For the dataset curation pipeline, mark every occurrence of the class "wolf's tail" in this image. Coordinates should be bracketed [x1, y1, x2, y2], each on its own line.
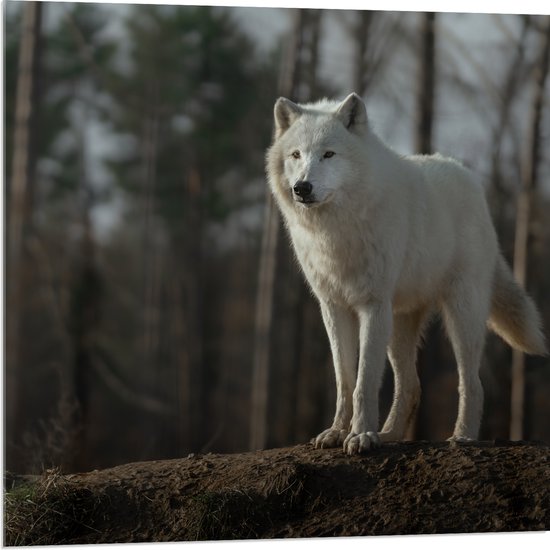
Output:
[487, 254, 547, 355]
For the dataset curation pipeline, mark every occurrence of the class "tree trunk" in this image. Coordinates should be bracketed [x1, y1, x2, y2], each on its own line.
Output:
[6, 1, 42, 465]
[510, 16, 550, 441]
[411, 12, 437, 440]
[184, 164, 205, 452]
[416, 12, 436, 155]
[274, 9, 323, 447]
[140, 87, 161, 365]
[249, 28, 294, 449]
[250, 194, 280, 450]
[71, 214, 101, 471]
[68, 106, 103, 472]
[490, 16, 530, 203]
[353, 11, 373, 95]
[250, 10, 322, 451]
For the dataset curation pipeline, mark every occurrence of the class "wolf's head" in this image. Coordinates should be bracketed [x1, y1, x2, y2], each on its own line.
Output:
[267, 93, 368, 210]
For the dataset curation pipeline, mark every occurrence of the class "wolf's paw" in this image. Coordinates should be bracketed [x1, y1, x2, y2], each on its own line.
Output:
[343, 431, 381, 455]
[312, 427, 348, 449]
[447, 435, 476, 446]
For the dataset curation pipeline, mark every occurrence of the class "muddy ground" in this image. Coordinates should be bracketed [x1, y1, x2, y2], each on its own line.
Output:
[4, 440, 549, 544]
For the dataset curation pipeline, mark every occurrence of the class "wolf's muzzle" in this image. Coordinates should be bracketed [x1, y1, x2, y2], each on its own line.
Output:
[293, 180, 313, 198]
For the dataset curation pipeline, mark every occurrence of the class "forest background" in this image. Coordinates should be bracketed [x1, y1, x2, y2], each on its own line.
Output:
[4, 0, 550, 474]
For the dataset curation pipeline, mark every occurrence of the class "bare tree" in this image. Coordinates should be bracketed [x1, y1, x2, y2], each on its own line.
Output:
[6, 1, 43, 455]
[353, 11, 374, 95]
[250, 10, 322, 451]
[410, 12, 438, 440]
[510, 16, 550, 440]
[417, 12, 436, 155]
[275, 10, 324, 446]
[68, 108, 102, 471]
[140, 83, 161, 365]
[184, 163, 205, 451]
[490, 16, 531, 201]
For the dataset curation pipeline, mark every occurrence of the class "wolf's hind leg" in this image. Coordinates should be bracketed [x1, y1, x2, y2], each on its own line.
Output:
[379, 309, 428, 442]
[313, 301, 358, 449]
[443, 281, 490, 441]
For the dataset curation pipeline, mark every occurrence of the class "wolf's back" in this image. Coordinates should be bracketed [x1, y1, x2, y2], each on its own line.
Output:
[488, 254, 547, 355]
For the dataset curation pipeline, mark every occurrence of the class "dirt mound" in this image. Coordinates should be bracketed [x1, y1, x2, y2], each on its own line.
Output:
[4, 441, 550, 544]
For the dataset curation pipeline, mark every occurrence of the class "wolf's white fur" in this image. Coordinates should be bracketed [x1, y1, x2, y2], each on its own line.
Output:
[266, 93, 547, 455]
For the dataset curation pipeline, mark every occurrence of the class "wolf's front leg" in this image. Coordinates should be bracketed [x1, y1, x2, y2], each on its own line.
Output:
[313, 301, 358, 449]
[344, 301, 392, 455]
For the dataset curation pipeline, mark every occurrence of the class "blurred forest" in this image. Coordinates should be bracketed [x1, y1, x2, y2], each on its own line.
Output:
[4, 2, 550, 474]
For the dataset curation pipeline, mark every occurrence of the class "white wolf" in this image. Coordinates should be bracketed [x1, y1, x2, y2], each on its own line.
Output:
[266, 92, 547, 455]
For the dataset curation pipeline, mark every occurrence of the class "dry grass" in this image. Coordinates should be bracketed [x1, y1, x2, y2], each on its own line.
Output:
[4, 468, 101, 546]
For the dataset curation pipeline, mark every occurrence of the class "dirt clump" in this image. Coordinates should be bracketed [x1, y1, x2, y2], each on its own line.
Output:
[4, 440, 549, 544]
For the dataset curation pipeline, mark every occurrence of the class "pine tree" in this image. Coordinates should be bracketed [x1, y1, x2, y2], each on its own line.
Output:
[105, 5, 276, 455]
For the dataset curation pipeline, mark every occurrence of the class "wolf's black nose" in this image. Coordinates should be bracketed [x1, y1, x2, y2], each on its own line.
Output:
[293, 181, 313, 197]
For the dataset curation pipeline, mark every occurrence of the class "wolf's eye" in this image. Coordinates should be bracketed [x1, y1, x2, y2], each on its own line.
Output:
[291, 150, 301, 159]
[323, 151, 335, 159]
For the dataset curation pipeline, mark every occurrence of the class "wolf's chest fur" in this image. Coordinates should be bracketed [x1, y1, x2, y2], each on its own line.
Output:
[288, 213, 379, 307]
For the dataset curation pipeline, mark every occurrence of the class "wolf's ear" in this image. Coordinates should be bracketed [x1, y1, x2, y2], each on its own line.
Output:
[335, 93, 367, 134]
[274, 97, 302, 138]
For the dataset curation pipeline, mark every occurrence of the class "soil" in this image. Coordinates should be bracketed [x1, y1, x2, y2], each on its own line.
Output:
[4, 440, 550, 544]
